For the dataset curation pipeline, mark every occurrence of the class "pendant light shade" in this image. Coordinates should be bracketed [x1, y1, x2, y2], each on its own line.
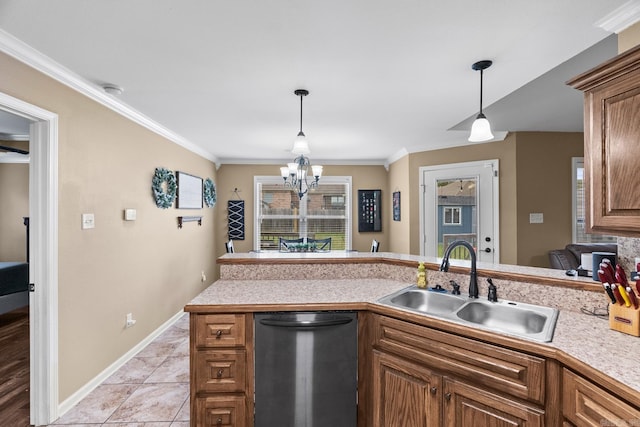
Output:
[468, 60, 494, 143]
[280, 89, 322, 199]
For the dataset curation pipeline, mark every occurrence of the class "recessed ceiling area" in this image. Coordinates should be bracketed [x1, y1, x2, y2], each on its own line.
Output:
[0, 1, 635, 164]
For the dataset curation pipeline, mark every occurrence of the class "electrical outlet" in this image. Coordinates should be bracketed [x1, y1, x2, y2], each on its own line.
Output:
[125, 313, 136, 328]
[124, 209, 137, 221]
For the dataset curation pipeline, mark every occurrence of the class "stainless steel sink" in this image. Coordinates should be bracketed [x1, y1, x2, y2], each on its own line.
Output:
[377, 286, 559, 342]
[456, 300, 557, 340]
[386, 289, 467, 315]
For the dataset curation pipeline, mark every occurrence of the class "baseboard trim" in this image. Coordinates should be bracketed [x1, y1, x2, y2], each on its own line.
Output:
[57, 310, 185, 418]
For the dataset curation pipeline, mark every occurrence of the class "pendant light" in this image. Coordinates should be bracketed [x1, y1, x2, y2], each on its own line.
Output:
[280, 89, 323, 199]
[468, 60, 494, 142]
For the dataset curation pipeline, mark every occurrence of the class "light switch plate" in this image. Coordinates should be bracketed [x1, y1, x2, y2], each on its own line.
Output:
[82, 213, 95, 229]
[529, 213, 544, 224]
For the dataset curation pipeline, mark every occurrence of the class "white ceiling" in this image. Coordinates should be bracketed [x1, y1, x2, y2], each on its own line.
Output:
[0, 0, 636, 165]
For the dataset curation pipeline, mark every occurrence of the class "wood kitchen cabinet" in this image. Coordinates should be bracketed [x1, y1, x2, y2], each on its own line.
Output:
[563, 368, 640, 426]
[568, 45, 640, 236]
[372, 350, 442, 426]
[372, 349, 544, 427]
[190, 313, 253, 427]
[370, 314, 547, 427]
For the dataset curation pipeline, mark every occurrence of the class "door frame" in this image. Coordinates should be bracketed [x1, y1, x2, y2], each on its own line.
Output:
[419, 159, 499, 262]
[0, 92, 59, 425]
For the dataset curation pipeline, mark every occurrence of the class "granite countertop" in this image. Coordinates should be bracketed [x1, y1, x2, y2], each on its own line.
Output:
[185, 278, 640, 396]
[218, 250, 599, 286]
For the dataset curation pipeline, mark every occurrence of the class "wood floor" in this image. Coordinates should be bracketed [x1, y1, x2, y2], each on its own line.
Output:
[0, 306, 30, 426]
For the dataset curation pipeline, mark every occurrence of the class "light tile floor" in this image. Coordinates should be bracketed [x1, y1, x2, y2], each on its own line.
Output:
[48, 314, 190, 427]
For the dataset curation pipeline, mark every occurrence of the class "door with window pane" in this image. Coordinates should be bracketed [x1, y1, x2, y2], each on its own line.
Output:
[255, 177, 351, 251]
[421, 160, 498, 263]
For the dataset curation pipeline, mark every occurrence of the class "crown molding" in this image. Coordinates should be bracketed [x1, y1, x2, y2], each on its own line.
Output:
[386, 147, 410, 166]
[596, 0, 640, 33]
[218, 157, 387, 166]
[0, 29, 218, 163]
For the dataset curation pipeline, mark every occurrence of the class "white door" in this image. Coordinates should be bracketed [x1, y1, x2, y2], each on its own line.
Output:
[420, 160, 499, 263]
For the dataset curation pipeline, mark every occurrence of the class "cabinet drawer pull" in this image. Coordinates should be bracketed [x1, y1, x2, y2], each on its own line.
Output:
[430, 386, 437, 395]
[445, 392, 451, 401]
[217, 369, 224, 378]
[217, 416, 223, 426]
[215, 329, 223, 338]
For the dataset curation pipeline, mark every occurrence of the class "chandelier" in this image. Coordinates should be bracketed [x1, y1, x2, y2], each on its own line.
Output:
[280, 89, 323, 199]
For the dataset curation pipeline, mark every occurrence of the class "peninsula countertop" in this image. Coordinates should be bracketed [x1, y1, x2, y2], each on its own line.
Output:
[185, 277, 640, 403]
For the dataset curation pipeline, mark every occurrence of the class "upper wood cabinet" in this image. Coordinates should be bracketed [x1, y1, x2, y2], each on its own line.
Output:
[568, 45, 640, 236]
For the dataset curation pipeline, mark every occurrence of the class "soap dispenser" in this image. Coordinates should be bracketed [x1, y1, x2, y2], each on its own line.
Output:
[417, 262, 428, 289]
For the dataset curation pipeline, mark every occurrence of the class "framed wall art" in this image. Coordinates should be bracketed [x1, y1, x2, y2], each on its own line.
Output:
[358, 189, 382, 232]
[176, 171, 203, 209]
[393, 191, 401, 221]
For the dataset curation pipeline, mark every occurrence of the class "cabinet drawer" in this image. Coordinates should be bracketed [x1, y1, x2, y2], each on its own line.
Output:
[372, 314, 546, 404]
[195, 314, 246, 348]
[194, 349, 247, 393]
[194, 395, 246, 427]
[562, 368, 640, 426]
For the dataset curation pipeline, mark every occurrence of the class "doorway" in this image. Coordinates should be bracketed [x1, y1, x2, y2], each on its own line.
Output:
[420, 160, 499, 263]
[0, 91, 59, 426]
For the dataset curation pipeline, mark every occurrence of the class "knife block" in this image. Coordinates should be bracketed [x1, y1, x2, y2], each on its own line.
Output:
[609, 303, 640, 337]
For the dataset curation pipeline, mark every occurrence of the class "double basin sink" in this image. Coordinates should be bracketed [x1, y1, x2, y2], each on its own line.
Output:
[378, 286, 559, 342]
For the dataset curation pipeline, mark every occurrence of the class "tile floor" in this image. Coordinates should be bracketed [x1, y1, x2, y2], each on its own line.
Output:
[48, 313, 190, 427]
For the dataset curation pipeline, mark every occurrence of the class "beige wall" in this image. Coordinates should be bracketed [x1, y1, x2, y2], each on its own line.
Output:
[514, 132, 584, 267]
[388, 132, 583, 267]
[216, 163, 388, 259]
[0, 51, 217, 401]
[619, 21, 640, 53]
[405, 137, 518, 264]
[0, 153, 29, 261]
[387, 155, 410, 253]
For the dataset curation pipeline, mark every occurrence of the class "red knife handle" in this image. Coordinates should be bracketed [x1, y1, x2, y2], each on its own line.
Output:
[626, 286, 639, 309]
[615, 264, 628, 286]
[602, 259, 615, 279]
[611, 285, 624, 305]
[600, 265, 615, 284]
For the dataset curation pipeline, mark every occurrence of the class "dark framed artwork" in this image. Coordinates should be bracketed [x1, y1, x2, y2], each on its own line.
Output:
[176, 171, 203, 209]
[393, 191, 401, 221]
[358, 189, 382, 232]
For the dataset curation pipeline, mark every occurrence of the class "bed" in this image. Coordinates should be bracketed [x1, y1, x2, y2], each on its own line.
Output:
[0, 262, 29, 315]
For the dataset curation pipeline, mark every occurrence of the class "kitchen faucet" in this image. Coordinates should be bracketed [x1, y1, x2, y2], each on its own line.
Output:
[439, 240, 478, 298]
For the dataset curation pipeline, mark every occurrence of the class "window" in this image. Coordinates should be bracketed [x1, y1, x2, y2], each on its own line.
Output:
[572, 158, 616, 244]
[254, 176, 351, 250]
[443, 206, 462, 225]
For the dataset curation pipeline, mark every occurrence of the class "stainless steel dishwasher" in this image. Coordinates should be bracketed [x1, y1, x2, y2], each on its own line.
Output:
[254, 311, 358, 427]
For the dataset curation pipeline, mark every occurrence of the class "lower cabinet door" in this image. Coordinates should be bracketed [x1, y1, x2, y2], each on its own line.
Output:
[194, 395, 246, 427]
[372, 350, 442, 427]
[563, 368, 640, 426]
[443, 378, 544, 427]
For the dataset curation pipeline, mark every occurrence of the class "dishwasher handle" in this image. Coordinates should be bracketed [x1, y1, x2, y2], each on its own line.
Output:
[259, 316, 353, 328]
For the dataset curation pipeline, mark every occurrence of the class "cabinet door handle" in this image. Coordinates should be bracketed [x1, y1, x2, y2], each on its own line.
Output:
[217, 369, 224, 378]
[445, 392, 451, 401]
[430, 386, 437, 395]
